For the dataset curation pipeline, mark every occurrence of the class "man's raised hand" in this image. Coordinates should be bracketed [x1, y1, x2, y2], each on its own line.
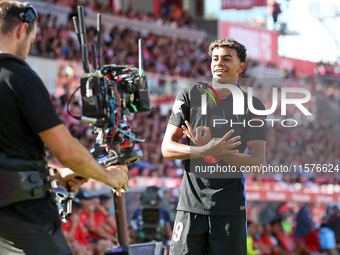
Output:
[182, 120, 211, 146]
[201, 129, 241, 157]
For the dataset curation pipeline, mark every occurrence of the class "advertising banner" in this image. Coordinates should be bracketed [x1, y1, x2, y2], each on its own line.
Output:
[221, 0, 267, 10]
[219, 21, 279, 64]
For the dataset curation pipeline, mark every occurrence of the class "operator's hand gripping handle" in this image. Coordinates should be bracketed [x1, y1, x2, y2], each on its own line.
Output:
[63, 176, 84, 222]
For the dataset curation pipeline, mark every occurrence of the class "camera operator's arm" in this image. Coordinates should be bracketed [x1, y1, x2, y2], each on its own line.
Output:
[161, 124, 240, 160]
[39, 124, 128, 195]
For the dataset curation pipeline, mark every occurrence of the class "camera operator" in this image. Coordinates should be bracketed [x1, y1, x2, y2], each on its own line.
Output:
[0, 1, 128, 254]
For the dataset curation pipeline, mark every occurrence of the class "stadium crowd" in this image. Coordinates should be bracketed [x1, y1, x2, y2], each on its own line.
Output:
[31, 16, 210, 79]
[315, 61, 340, 78]
[31, 1, 340, 81]
[60, 0, 195, 29]
[32, 11, 275, 81]
[246, 204, 340, 255]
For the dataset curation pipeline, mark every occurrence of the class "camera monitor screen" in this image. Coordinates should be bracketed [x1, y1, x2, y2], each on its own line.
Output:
[105, 242, 163, 255]
[129, 242, 163, 255]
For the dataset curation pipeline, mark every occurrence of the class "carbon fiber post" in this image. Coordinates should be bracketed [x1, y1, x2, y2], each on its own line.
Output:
[114, 191, 129, 246]
[111, 144, 129, 246]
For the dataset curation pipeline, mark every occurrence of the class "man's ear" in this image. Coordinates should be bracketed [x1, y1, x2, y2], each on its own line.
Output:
[238, 62, 246, 73]
[15, 23, 29, 40]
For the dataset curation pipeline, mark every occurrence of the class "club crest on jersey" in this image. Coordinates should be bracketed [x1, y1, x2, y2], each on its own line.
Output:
[210, 115, 224, 128]
[172, 100, 184, 114]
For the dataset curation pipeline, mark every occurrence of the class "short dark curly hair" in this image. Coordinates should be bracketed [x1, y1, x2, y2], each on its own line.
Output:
[208, 38, 247, 63]
[0, 0, 36, 35]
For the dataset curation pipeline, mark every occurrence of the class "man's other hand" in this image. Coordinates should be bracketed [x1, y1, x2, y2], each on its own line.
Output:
[57, 168, 89, 193]
[106, 165, 128, 196]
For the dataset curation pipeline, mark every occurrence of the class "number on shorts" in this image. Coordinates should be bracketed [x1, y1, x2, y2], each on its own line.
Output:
[173, 221, 184, 242]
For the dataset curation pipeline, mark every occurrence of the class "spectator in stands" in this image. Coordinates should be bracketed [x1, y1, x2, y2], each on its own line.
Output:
[260, 224, 280, 255]
[271, 219, 293, 254]
[62, 200, 94, 255]
[271, 219, 310, 255]
[78, 192, 116, 255]
[294, 205, 313, 246]
[318, 223, 338, 255]
[95, 194, 118, 244]
[247, 221, 261, 255]
[329, 206, 340, 222]
[325, 208, 340, 248]
[252, 223, 270, 255]
[272, 2, 281, 25]
[160, 0, 171, 19]
[305, 224, 321, 255]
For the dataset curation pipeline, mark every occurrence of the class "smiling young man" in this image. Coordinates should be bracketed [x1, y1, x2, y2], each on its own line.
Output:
[162, 38, 267, 254]
[0, 1, 128, 254]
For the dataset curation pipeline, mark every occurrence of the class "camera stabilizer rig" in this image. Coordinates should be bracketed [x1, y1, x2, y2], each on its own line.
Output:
[63, 5, 164, 255]
[69, 9, 150, 167]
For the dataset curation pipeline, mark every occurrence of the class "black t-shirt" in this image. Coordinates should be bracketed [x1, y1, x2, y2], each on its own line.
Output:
[0, 54, 61, 224]
[168, 83, 266, 216]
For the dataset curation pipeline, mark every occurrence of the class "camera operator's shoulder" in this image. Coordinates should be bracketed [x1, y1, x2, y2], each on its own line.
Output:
[0, 56, 45, 93]
[1, 56, 40, 81]
[0, 53, 27, 67]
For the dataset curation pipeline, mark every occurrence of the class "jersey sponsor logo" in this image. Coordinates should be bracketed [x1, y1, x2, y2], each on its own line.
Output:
[196, 82, 223, 107]
[172, 100, 184, 114]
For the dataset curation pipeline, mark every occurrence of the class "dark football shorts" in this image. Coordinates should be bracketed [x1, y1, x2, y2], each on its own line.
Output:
[169, 210, 246, 255]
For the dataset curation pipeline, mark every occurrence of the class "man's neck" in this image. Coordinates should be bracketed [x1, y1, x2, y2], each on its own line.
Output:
[0, 48, 10, 55]
[0, 35, 16, 55]
[211, 79, 238, 98]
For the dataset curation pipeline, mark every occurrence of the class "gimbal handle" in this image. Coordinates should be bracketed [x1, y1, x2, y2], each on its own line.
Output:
[110, 144, 129, 246]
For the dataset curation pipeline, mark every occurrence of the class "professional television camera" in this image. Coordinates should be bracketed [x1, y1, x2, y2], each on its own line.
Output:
[131, 186, 171, 243]
[67, 11, 150, 167]
[61, 6, 163, 255]
[61, 8, 150, 222]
